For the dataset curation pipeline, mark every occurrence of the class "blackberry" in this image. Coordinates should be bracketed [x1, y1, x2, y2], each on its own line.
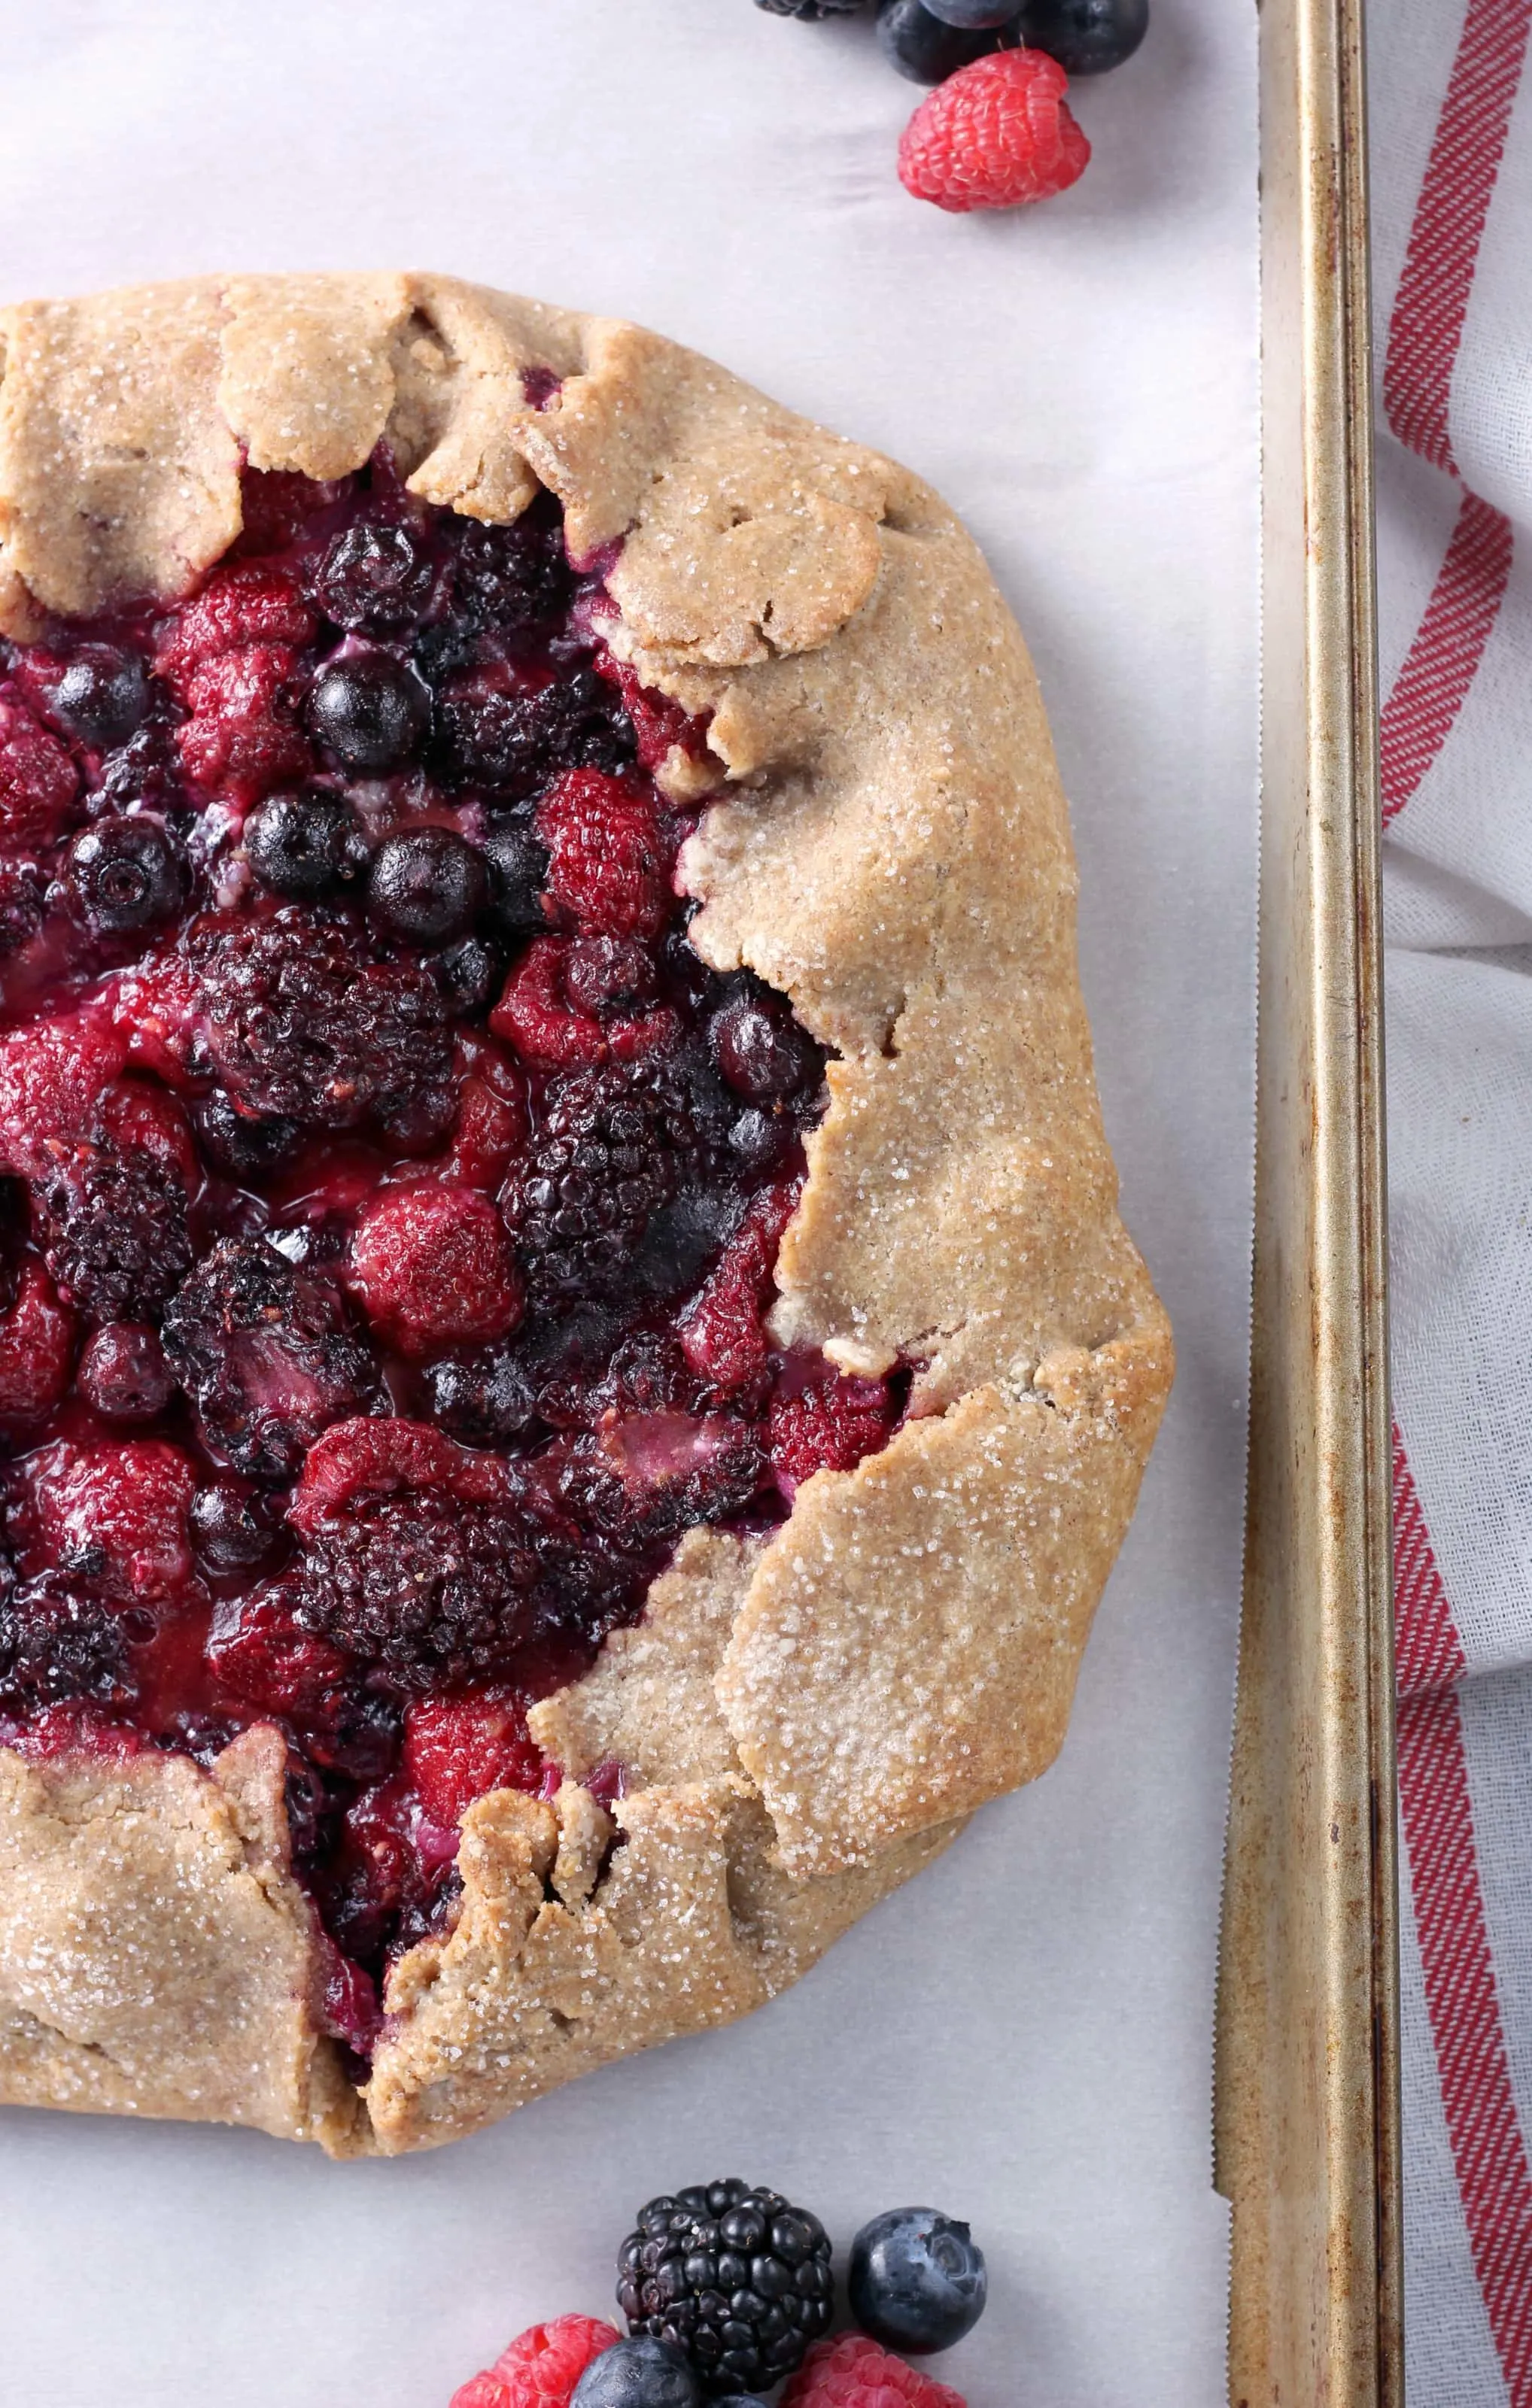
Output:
[617, 2182, 834, 2395]
[434, 666, 634, 798]
[452, 497, 573, 631]
[292, 1481, 550, 1688]
[162, 1237, 383, 1479]
[0, 1571, 133, 1710]
[420, 1344, 542, 1447]
[503, 1059, 705, 1304]
[312, 521, 435, 634]
[31, 1136, 193, 1322]
[193, 906, 454, 1137]
[0, 862, 44, 958]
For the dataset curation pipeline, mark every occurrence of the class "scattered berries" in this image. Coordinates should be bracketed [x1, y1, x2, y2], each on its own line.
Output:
[781, 2337, 966, 2408]
[572, 2339, 702, 2408]
[1016, 0, 1147, 71]
[618, 2182, 834, 2395]
[898, 47, 1089, 208]
[847, 2210, 987, 2355]
[451, 2316, 623, 2408]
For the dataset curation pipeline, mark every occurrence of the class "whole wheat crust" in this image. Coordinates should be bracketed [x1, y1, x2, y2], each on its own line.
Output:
[0, 275, 1172, 2154]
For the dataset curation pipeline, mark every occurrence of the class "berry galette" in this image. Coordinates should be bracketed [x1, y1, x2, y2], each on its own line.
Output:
[0, 276, 1171, 2154]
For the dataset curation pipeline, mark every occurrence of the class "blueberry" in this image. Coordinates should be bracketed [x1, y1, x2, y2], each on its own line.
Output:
[920, 0, 1017, 23]
[189, 1478, 285, 1573]
[1015, 0, 1147, 70]
[49, 645, 149, 748]
[848, 2209, 986, 2355]
[312, 521, 434, 633]
[433, 934, 504, 1016]
[67, 817, 184, 933]
[755, 0, 868, 14]
[308, 652, 429, 772]
[245, 786, 366, 898]
[570, 2337, 702, 2408]
[77, 1322, 175, 1423]
[876, 0, 1019, 78]
[192, 1090, 302, 1180]
[367, 827, 488, 943]
[709, 993, 817, 1102]
[482, 823, 549, 934]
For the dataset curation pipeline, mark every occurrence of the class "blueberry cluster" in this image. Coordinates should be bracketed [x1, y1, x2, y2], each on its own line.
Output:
[757, 0, 1147, 84]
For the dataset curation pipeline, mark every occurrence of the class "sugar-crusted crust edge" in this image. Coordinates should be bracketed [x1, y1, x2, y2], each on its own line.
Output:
[0, 274, 1171, 2154]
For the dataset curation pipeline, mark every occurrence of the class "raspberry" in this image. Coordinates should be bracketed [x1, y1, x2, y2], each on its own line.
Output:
[176, 642, 313, 800]
[782, 2338, 966, 2408]
[402, 1689, 543, 1825]
[454, 2315, 622, 2408]
[562, 1414, 765, 1546]
[348, 1185, 525, 1358]
[0, 1573, 133, 1712]
[162, 1237, 383, 1480]
[0, 694, 80, 849]
[77, 1321, 175, 1424]
[502, 1058, 700, 1304]
[491, 936, 680, 1072]
[153, 557, 317, 692]
[193, 907, 454, 1137]
[234, 468, 348, 558]
[594, 648, 710, 773]
[898, 49, 1090, 211]
[768, 1370, 896, 1495]
[536, 770, 673, 938]
[439, 1070, 527, 1192]
[433, 663, 634, 799]
[0, 1265, 76, 1432]
[94, 1075, 201, 1190]
[205, 1581, 356, 1720]
[0, 1013, 129, 1177]
[679, 1183, 800, 1394]
[288, 1414, 506, 1523]
[30, 1134, 193, 1322]
[27, 1438, 198, 1604]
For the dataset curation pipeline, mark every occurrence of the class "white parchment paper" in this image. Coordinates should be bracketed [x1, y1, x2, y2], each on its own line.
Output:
[0, 5, 1258, 2401]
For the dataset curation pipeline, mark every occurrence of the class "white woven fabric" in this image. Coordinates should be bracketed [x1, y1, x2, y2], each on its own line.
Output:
[1370, 0, 1532, 2397]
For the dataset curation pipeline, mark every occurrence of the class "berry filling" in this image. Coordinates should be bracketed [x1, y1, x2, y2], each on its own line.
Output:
[0, 457, 905, 2049]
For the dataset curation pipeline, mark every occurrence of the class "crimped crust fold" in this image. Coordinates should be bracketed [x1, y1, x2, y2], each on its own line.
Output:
[0, 273, 1172, 2151]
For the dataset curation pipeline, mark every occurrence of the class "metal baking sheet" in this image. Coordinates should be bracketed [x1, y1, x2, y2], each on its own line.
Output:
[0, 6, 1262, 2403]
[1214, 0, 1402, 2397]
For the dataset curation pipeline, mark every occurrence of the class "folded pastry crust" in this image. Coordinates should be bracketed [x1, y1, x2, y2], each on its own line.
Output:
[0, 275, 1172, 2152]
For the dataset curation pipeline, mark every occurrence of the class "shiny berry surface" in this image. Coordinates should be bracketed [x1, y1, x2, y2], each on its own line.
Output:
[0, 457, 907, 2033]
[847, 2208, 987, 2354]
[1017, 0, 1147, 71]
